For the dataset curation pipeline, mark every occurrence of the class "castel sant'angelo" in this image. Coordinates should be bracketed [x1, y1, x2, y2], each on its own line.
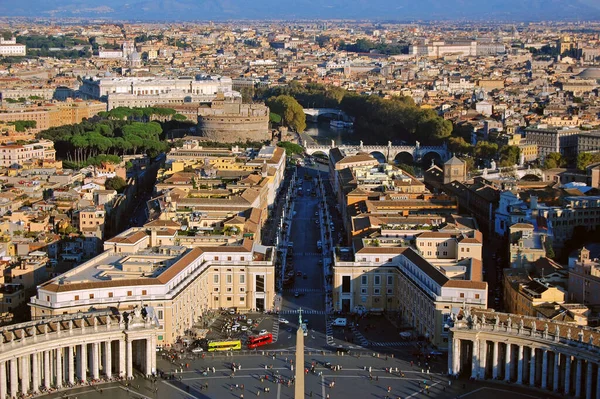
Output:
[197, 94, 270, 142]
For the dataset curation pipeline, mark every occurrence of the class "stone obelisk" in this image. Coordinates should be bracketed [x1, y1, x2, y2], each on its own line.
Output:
[294, 308, 305, 398]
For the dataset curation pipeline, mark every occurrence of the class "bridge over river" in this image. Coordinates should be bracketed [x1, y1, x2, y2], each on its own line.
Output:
[303, 140, 450, 164]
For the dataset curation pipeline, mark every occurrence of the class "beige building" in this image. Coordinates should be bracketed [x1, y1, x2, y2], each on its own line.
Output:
[333, 239, 487, 347]
[0, 140, 55, 168]
[415, 230, 483, 263]
[504, 268, 566, 317]
[29, 227, 275, 345]
[0, 100, 107, 133]
[509, 223, 549, 270]
[568, 247, 600, 306]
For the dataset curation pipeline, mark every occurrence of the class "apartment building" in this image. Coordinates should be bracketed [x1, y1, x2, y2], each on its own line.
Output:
[0, 100, 107, 132]
[0, 140, 55, 167]
[503, 268, 566, 317]
[29, 227, 275, 345]
[415, 229, 483, 263]
[496, 191, 600, 249]
[333, 239, 487, 348]
[508, 222, 549, 270]
[524, 126, 579, 160]
[568, 247, 600, 306]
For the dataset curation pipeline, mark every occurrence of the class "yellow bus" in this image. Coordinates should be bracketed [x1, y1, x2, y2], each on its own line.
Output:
[207, 339, 242, 352]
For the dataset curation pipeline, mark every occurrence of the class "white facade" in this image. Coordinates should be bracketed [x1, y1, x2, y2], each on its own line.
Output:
[98, 50, 124, 59]
[79, 76, 234, 109]
[0, 37, 26, 56]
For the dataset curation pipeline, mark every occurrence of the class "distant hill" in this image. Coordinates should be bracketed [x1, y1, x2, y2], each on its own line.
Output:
[2, 0, 600, 21]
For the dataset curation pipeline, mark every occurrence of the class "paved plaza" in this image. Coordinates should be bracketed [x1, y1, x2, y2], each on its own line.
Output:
[39, 352, 562, 399]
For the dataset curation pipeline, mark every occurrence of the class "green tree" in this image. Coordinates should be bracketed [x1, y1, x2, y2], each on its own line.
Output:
[266, 95, 306, 132]
[499, 145, 521, 167]
[447, 136, 473, 155]
[474, 141, 498, 159]
[277, 141, 304, 156]
[104, 176, 127, 193]
[543, 152, 565, 169]
[576, 152, 600, 171]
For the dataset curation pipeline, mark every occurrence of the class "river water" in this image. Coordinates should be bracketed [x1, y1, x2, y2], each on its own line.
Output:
[303, 122, 360, 146]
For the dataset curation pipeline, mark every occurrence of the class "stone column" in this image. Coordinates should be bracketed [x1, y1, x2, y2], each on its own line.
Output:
[453, 338, 460, 375]
[10, 358, 18, 398]
[78, 343, 87, 382]
[126, 339, 133, 379]
[576, 358, 583, 398]
[529, 348, 536, 386]
[20, 355, 30, 393]
[56, 347, 63, 388]
[517, 345, 524, 384]
[492, 341, 499, 379]
[448, 338, 454, 375]
[119, 340, 126, 377]
[471, 339, 480, 379]
[145, 338, 153, 376]
[505, 343, 512, 382]
[32, 352, 39, 392]
[541, 349, 548, 389]
[553, 352, 560, 392]
[585, 361, 592, 399]
[565, 355, 572, 395]
[91, 342, 99, 379]
[105, 340, 112, 378]
[0, 361, 6, 399]
[67, 346, 75, 385]
[151, 335, 157, 375]
[43, 350, 51, 388]
[479, 339, 487, 380]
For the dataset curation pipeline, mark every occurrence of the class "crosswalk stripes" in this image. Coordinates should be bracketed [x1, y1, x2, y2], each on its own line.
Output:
[271, 319, 280, 343]
[283, 288, 324, 293]
[350, 324, 370, 347]
[369, 341, 413, 347]
[325, 320, 334, 345]
[279, 309, 327, 315]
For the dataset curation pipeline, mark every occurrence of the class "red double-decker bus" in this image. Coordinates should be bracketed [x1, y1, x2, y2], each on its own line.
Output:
[247, 333, 273, 349]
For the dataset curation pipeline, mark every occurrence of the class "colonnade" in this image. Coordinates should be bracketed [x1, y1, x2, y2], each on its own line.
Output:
[0, 309, 158, 399]
[450, 309, 600, 399]
[450, 337, 600, 398]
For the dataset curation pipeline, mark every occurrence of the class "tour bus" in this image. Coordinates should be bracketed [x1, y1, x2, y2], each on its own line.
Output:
[207, 339, 242, 352]
[247, 333, 273, 349]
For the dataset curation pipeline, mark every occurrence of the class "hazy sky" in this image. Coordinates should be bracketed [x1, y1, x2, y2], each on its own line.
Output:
[1, 0, 600, 21]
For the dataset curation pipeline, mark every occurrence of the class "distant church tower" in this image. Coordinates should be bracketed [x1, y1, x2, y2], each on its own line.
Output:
[122, 41, 135, 59]
[443, 156, 467, 184]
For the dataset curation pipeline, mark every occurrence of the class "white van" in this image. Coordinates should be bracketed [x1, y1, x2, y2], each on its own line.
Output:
[332, 318, 347, 327]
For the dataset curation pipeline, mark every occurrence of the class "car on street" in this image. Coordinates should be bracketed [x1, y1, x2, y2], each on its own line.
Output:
[294, 291, 300, 298]
[303, 273, 307, 279]
[429, 351, 443, 356]
[297, 271, 302, 277]
[259, 329, 268, 335]
[279, 318, 289, 324]
[191, 347, 204, 353]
